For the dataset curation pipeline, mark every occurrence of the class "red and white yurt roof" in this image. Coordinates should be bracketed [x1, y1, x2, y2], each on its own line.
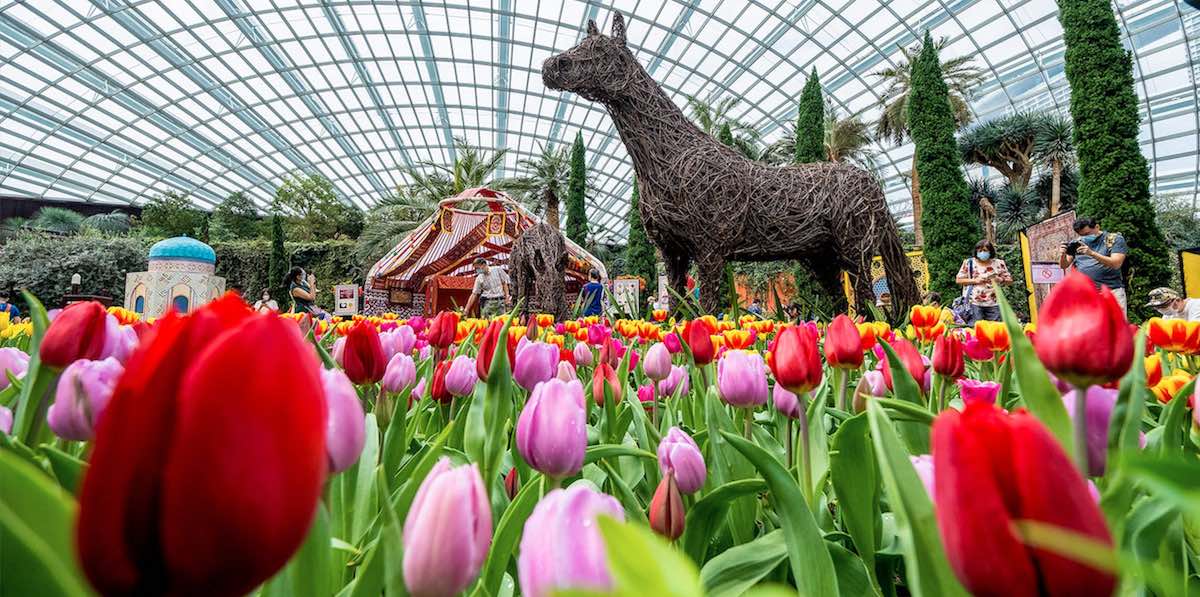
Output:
[367, 187, 607, 292]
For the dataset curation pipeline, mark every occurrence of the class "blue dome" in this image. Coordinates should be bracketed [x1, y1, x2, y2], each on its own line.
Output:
[148, 236, 216, 264]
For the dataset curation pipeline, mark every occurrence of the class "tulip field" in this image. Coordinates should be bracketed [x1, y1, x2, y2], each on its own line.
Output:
[3, 270, 1200, 597]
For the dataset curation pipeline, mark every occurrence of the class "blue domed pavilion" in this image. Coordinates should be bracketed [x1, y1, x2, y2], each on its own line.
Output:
[124, 236, 225, 316]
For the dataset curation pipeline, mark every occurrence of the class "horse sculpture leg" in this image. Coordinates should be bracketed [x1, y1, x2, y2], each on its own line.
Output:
[696, 252, 727, 315]
[664, 251, 691, 310]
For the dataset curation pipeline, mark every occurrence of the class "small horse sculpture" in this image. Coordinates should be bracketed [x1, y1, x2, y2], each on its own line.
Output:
[543, 14, 920, 315]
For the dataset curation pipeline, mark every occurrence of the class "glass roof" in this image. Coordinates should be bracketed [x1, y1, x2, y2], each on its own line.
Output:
[0, 0, 1196, 243]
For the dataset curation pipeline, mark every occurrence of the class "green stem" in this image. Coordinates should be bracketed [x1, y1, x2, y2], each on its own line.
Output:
[785, 416, 794, 470]
[834, 368, 849, 411]
[743, 407, 753, 440]
[1072, 384, 1090, 475]
[799, 391, 813, 508]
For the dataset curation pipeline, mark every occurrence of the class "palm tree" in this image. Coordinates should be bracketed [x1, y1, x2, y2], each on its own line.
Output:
[994, 182, 1044, 244]
[873, 38, 984, 245]
[501, 143, 571, 225]
[355, 186, 440, 265]
[824, 106, 877, 171]
[82, 211, 132, 234]
[30, 207, 85, 235]
[686, 96, 762, 159]
[1032, 114, 1074, 216]
[404, 136, 510, 203]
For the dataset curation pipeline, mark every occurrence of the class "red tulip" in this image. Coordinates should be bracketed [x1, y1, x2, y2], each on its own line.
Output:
[428, 311, 460, 349]
[880, 339, 926, 394]
[40, 301, 109, 368]
[476, 320, 504, 381]
[343, 321, 386, 385]
[770, 325, 823, 394]
[504, 467, 521, 500]
[823, 315, 863, 369]
[932, 402, 1114, 597]
[648, 473, 685, 540]
[591, 362, 621, 406]
[684, 319, 716, 365]
[77, 296, 327, 597]
[431, 359, 452, 403]
[932, 334, 965, 379]
[1034, 271, 1132, 388]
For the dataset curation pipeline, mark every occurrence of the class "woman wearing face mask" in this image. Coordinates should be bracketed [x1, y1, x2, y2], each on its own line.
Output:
[253, 289, 279, 313]
[285, 266, 318, 315]
[955, 240, 1013, 322]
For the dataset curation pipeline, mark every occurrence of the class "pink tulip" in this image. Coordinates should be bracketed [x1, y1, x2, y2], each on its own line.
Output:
[321, 369, 366, 473]
[772, 383, 802, 419]
[910, 454, 935, 500]
[962, 334, 993, 362]
[957, 378, 1001, 405]
[1062, 386, 1146, 477]
[0, 347, 30, 390]
[717, 350, 768, 408]
[46, 357, 123, 440]
[556, 360, 578, 382]
[658, 365, 690, 398]
[410, 378, 427, 405]
[408, 315, 428, 335]
[663, 333, 682, 354]
[444, 355, 477, 397]
[587, 324, 610, 346]
[515, 379, 586, 479]
[514, 341, 559, 392]
[642, 343, 671, 381]
[658, 427, 706, 494]
[104, 321, 139, 364]
[573, 343, 594, 367]
[332, 336, 346, 366]
[518, 486, 624, 597]
[403, 457, 492, 597]
[637, 383, 654, 406]
[383, 353, 417, 394]
[0, 405, 12, 435]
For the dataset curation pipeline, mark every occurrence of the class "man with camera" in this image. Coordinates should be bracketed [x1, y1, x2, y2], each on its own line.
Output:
[1059, 217, 1128, 314]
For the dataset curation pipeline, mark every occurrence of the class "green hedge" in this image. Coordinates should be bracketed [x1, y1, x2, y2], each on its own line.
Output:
[0, 233, 366, 311]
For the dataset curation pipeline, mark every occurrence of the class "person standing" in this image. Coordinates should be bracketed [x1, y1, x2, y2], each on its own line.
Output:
[956, 240, 1013, 322]
[286, 267, 318, 315]
[581, 269, 604, 317]
[0, 291, 20, 320]
[746, 297, 764, 316]
[254, 289, 279, 313]
[465, 258, 511, 318]
[1145, 287, 1200, 321]
[1059, 217, 1128, 314]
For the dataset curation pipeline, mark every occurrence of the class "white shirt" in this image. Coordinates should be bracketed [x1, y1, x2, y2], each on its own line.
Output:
[1164, 298, 1200, 322]
[473, 267, 510, 299]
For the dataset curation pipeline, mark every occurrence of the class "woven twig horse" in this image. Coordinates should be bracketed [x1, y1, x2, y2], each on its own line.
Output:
[543, 14, 920, 315]
[509, 188, 570, 320]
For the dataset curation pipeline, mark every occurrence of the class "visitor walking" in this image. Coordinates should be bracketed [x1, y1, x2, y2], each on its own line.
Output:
[286, 267, 319, 316]
[747, 297, 764, 316]
[956, 240, 1013, 323]
[1059, 217, 1128, 314]
[0, 291, 20, 320]
[254, 289, 279, 313]
[582, 269, 604, 317]
[465, 258, 511, 318]
[1145, 287, 1200, 321]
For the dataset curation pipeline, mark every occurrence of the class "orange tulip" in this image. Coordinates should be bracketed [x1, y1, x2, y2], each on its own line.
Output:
[723, 329, 755, 350]
[915, 321, 947, 343]
[1152, 372, 1193, 403]
[651, 309, 668, 322]
[536, 313, 555, 328]
[1147, 318, 1200, 354]
[1144, 354, 1163, 388]
[910, 305, 941, 330]
[974, 320, 1010, 353]
[563, 320, 580, 334]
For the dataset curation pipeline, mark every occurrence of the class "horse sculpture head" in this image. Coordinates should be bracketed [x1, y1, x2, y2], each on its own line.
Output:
[543, 13, 638, 102]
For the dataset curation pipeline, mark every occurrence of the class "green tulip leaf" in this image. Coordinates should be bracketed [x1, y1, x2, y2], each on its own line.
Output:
[681, 478, 767, 564]
[830, 413, 881, 592]
[593, 515, 704, 597]
[40, 445, 86, 497]
[699, 529, 787, 597]
[479, 474, 544, 596]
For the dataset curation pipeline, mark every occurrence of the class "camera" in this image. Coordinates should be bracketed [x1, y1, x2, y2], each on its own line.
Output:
[1065, 240, 1083, 256]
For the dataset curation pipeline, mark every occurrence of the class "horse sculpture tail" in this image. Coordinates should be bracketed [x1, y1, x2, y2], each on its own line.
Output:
[878, 209, 921, 319]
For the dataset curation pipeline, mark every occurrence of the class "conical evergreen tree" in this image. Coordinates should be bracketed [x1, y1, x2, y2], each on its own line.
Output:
[625, 178, 657, 290]
[909, 32, 979, 299]
[565, 132, 590, 245]
[268, 214, 288, 306]
[793, 70, 826, 163]
[1060, 0, 1170, 318]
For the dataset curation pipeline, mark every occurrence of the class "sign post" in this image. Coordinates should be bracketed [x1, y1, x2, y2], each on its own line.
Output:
[1021, 210, 1076, 323]
[333, 284, 360, 316]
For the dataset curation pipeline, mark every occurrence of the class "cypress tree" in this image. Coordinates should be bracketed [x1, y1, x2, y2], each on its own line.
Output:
[793, 69, 826, 163]
[625, 178, 657, 289]
[909, 32, 979, 299]
[565, 132, 590, 245]
[1060, 0, 1170, 318]
[268, 214, 288, 305]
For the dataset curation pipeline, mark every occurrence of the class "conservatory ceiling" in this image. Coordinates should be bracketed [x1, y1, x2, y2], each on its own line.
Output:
[0, 0, 1196, 242]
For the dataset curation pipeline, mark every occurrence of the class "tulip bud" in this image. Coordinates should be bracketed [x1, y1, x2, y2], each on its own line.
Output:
[591, 362, 622, 406]
[573, 342, 594, 367]
[956, 378, 1001, 405]
[649, 473, 685, 540]
[637, 383, 654, 407]
[772, 383, 802, 420]
[932, 334, 965, 379]
[1034, 271, 1132, 388]
[476, 320, 504, 381]
[332, 336, 346, 366]
[642, 343, 672, 381]
[657, 427, 706, 494]
[684, 319, 716, 365]
[383, 353, 417, 394]
[663, 332, 682, 354]
[320, 369, 366, 473]
[587, 323, 610, 347]
[504, 467, 520, 499]
[769, 325, 822, 394]
[556, 360, 578, 381]
[879, 339, 927, 394]
[431, 360, 452, 403]
[514, 341, 559, 392]
[403, 458, 492, 597]
[518, 486, 625, 597]
[657, 365, 690, 398]
[824, 315, 863, 369]
[343, 322, 387, 385]
[410, 378, 428, 406]
[427, 311, 460, 349]
[393, 325, 417, 356]
[46, 357, 123, 441]
[0, 347, 30, 390]
[717, 350, 769, 408]
[444, 355, 477, 397]
[516, 379, 587, 479]
[1062, 386, 1145, 477]
[853, 370, 887, 412]
[40, 301, 109, 368]
[0, 405, 11, 435]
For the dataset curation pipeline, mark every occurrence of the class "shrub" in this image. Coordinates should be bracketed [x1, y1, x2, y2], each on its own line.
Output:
[0, 233, 151, 311]
[210, 192, 262, 241]
[141, 191, 208, 239]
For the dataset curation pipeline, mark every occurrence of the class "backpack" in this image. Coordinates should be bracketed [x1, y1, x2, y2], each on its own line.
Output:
[951, 259, 975, 325]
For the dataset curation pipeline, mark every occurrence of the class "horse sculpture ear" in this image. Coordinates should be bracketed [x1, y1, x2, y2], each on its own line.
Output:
[587, 19, 600, 36]
[612, 13, 626, 44]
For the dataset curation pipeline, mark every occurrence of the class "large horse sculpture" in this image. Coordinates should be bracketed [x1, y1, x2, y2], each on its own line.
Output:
[543, 14, 920, 315]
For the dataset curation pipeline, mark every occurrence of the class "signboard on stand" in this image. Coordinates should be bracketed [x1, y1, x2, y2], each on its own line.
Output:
[657, 274, 669, 309]
[1021, 210, 1075, 323]
[612, 278, 640, 317]
[334, 284, 360, 316]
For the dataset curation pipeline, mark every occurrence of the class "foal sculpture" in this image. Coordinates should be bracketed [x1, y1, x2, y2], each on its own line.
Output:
[543, 14, 920, 315]
[509, 188, 569, 320]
